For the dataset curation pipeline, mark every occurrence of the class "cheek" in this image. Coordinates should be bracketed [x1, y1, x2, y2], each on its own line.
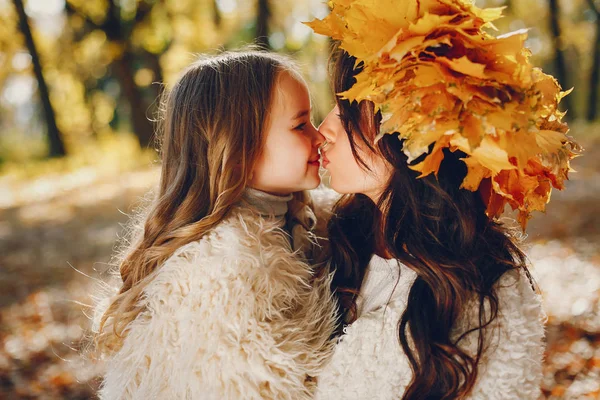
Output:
[260, 132, 312, 178]
[327, 136, 364, 192]
[327, 136, 386, 195]
[329, 155, 370, 194]
[276, 134, 311, 166]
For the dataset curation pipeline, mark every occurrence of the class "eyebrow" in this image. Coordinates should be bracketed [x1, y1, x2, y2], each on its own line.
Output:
[293, 109, 310, 120]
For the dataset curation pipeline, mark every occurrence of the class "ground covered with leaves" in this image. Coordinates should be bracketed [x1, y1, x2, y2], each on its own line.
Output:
[0, 137, 598, 399]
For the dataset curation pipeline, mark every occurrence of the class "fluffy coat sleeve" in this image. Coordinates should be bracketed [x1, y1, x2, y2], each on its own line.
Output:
[459, 268, 547, 399]
[98, 218, 337, 400]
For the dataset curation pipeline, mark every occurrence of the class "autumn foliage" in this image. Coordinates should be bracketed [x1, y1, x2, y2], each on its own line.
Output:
[307, 0, 582, 228]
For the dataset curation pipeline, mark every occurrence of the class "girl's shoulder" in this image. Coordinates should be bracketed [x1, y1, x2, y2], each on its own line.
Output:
[455, 267, 546, 369]
[492, 267, 545, 324]
[457, 267, 544, 328]
[458, 269, 546, 398]
[172, 204, 291, 258]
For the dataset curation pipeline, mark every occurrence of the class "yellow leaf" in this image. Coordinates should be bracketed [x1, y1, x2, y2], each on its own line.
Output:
[471, 136, 515, 173]
[403, 124, 448, 162]
[408, 13, 455, 36]
[362, 0, 420, 29]
[500, 129, 540, 168]
[338, 72, 377, 102]
[409, 134, 453, 177]
[474, 6, 506, 23]
[535, 130, 567, 154]
[461, 157, 491, 191]
[387, 35, 426, 62]
[460, 112, 485, 151]
[411, 65, 445, 87]
[439, 56, 488, 79]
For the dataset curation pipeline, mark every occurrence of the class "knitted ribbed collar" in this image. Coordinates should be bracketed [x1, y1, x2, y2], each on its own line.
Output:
[242, 187, 292, 219]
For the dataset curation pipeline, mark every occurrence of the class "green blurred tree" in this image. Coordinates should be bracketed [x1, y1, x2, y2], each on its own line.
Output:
[65, 0, 157, 148]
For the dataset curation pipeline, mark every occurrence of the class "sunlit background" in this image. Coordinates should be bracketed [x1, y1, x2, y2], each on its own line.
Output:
[0, 0, 599, 398]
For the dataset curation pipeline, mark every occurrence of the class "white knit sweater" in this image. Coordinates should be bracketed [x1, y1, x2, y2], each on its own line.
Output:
[315, 255, 547, 400]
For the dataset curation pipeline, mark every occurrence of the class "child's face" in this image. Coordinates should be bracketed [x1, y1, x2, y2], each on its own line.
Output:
[250, 72, 324, 195]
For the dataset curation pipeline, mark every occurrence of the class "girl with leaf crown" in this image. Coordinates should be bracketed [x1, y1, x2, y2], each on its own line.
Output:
[307, 0, 580, 399]
[92, 50, 338, 399]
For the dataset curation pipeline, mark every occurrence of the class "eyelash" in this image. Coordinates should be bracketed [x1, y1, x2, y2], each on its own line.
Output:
[293, 123, 307, 131]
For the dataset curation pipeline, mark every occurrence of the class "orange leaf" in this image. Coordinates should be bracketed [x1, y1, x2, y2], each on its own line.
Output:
[461, 157, 491, 191]
[409, 134, 453, 177]
[471, 137, 515, 174]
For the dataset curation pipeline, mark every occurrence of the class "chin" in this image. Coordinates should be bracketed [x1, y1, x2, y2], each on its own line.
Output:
[303, 175, 321, 190]
[329, 179, 352, 195]
[306, 179, 321, 190]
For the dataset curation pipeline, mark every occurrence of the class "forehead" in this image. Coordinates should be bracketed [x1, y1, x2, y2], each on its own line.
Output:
[272, 71, 310, 110]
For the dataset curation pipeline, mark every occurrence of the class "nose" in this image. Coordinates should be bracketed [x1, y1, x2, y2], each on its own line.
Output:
[317, 107, 339, 144]
[307, 121, 325, 148]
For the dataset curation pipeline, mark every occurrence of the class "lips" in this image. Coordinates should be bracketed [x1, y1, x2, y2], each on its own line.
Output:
[308, 157, 320, 167]
[321, 152, 330, 168]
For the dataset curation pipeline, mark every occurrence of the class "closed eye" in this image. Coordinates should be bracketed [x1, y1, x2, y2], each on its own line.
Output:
[293, 122, 307, 131]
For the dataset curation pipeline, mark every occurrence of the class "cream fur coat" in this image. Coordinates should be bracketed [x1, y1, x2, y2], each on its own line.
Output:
[309, 189, 546, 399]
[315, 255, 546, 400]
[97, 191, 338, 400]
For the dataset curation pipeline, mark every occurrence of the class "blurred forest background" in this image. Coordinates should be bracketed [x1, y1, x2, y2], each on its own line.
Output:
[0, 0, 599, 398]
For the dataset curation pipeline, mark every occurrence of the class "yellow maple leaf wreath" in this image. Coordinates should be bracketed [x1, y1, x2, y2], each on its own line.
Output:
[307, 0, 582, 228]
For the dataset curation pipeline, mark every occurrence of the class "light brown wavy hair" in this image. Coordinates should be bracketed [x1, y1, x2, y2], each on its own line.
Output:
[94, 50, 309, 353]
[327, 44, 537, 399]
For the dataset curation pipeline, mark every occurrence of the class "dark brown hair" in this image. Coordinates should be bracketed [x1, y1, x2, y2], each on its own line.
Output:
[327, 45, 536, 399]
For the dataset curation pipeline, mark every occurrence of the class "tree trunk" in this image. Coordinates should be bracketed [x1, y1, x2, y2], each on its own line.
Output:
[587, 0, 600, 121]
[13, 0, 66, 157]
[548, 0, 574, 117]
[114, 52, 154, 148]
[144, 50, 165, 99]
[103, 0, 154, 148]
[213, 0, 222, 28]
[256, 0, 271, 49]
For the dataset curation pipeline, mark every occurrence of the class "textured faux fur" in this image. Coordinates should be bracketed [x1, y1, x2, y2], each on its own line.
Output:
[315, 262, 547, 399]
[98, 199, 338, 400]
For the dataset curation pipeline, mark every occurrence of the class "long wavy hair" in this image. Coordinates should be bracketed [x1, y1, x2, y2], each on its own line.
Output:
[327, 46, 536, 399]
[94, 50, 309, 353]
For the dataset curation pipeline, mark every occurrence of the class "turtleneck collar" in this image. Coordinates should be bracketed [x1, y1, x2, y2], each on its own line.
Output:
[242, 187, 293, 219]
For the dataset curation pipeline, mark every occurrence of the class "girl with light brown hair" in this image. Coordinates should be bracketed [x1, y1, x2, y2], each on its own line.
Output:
[92, 50, 337, 400]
